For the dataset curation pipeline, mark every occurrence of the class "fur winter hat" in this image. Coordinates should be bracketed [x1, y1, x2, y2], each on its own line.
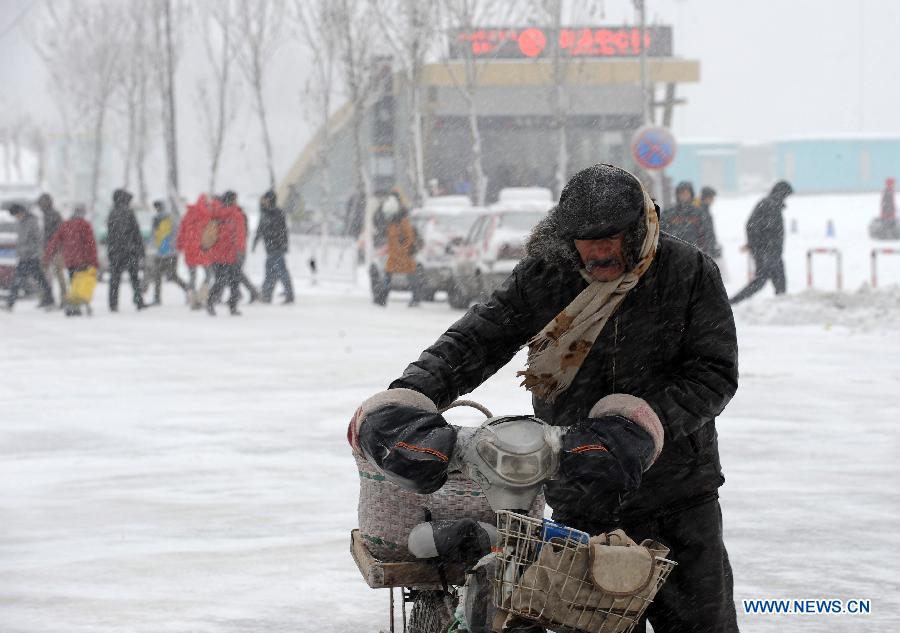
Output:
[526, 164, 655, 272]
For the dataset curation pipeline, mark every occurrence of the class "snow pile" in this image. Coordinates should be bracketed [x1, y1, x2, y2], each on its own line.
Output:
[732, 284, 900, 331]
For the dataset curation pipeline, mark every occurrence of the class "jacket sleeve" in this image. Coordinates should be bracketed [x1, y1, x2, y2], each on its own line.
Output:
[253, 217, 264, 251]
[43, 225, 63, 265]
[389, 259, 540, 408]
[635, 254, 738, 440]
[130, 215, 145, 256]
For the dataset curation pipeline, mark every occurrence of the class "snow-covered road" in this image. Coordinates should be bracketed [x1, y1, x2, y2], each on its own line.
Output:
[2, 283, 898, 632]
[3, 188, 900, 631]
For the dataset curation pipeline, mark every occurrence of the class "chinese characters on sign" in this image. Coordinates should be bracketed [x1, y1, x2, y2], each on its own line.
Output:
[450, 26, 673, 60]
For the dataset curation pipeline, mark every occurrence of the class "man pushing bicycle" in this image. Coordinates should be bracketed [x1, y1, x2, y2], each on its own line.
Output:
[350, 164, 740, 633]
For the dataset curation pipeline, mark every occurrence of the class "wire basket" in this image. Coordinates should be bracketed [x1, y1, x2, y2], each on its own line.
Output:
[493, 511, 675, 633]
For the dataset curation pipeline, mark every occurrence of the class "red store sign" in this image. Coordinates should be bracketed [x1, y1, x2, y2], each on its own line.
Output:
[450, 26, 673, 60]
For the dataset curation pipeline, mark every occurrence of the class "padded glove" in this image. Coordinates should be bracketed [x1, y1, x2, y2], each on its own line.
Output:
[552, 394, 664, 516]
[348, 388, 455, 494]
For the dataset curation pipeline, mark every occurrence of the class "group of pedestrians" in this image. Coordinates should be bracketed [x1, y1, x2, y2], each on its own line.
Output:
[3, 188, 295, 317]
[659, 179, 795, 304]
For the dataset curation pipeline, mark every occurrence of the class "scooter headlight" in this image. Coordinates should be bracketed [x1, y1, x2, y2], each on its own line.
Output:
[474, 417, 555, 485]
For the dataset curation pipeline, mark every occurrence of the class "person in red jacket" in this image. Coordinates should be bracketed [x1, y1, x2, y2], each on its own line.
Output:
[177, 196, 214, 299]
[205, 197, 245, 316]
[43, 205, 99, 316]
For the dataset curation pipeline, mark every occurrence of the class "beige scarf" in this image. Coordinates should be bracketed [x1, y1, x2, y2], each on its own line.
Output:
[518, 188, 660, 402]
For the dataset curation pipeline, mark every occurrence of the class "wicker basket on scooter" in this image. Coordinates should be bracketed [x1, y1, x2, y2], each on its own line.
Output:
[493, 511, 676, 633]
[354, 452, 544, 561]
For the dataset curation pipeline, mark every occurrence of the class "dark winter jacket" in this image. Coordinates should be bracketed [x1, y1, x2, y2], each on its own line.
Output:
[253, 207, 289, 254]
[42, 208, 63, 245]
[106, 205, 145, 266]
[661, 202, 720, 257]
[390, 233, 738, 525]
[746, 194, 786, 262]
[15, 213, 44, 261]
[44, 217, 99, 270]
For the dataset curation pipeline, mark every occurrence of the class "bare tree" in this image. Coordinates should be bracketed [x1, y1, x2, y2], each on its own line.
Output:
[531, 0, 603, 197]
[294, 0, 341, 242]
[33, 0, 124, 211]
[236, 0, 286, 190]
[196, 0, 240, 194]
[0, 124, 10, 183]
[372, 0, 440, 205]
[24, 124, 47, 187]
[151, 0, 183, 210]
[331, 0, 380, 266]
[440, 0, 521, 206]
[116, 0, 158, 208]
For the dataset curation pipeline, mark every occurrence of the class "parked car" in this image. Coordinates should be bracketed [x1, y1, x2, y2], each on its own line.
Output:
[0, 216, 17, 291]
[447, 190, 553, 309]
[368, 196, 482, 302]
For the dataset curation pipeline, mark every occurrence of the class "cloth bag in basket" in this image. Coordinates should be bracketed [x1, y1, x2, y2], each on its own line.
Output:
[508, 529, 670, 633]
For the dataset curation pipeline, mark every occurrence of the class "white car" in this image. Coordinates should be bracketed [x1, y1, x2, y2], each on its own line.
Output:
[369, 196, 482, 302]
[447, 189, 553, 309]
[0, 217, 17, 292]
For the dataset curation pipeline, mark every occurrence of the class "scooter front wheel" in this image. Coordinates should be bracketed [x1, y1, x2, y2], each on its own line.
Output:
[407, 589, 457, 633]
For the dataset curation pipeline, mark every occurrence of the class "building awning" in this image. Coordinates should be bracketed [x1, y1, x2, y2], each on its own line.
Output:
[421, 58, 700, 88]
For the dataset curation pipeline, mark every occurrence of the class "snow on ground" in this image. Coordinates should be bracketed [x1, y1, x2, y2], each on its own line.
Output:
[1, 192, 899, 632]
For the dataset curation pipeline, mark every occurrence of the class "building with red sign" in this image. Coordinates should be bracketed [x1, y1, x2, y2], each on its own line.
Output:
[278, 25, 699, 226]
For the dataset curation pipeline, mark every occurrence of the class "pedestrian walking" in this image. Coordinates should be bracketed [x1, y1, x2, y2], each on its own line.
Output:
[373, 192, 421, 307]
[106, 189, 147, 312]
[36, 193, 67, 304]
[148, 200, 188, 305]
[43, 205, 99, 316]
[4, 204, 54, 311]
[253, 190, 295, 304]
[178, 196, 214, 308]
[205, 198, 245, 316]
[220, 191, 260, 304]
[729, 181, 793, 304]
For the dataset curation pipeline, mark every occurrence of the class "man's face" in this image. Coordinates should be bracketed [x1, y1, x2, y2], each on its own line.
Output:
[702, 194, 716, 206]
[37, 195, 51, 212]
[574, 233, 627, 282]
[677, 189, 693, 205]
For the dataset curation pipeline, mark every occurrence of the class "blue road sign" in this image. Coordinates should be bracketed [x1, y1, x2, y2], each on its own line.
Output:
[631, 126, 677, 170]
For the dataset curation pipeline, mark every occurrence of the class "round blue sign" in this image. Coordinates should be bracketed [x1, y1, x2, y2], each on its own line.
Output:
[631, 126, 677, 170]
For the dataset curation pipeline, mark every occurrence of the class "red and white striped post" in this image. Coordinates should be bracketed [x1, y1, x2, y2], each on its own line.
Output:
[806, 248, 843, 291]
[871, 247, 899, 288]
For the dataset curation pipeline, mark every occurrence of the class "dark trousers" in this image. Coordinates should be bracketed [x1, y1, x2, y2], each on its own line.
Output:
[207, 263, 240, 309]
[109, 260, 144, 310]
[151, 255, 188, 303]
[624, 498, 739, 633]
[7, 258, 53, 307]
[730, 255, 785, 304]
[375, 269, 423, 306]
[261, 252, 294, 302]
[237, 253, 258, 299]
[188, 266, 211, 291]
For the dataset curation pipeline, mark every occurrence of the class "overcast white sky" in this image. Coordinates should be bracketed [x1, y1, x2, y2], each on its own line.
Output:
[1, 0, 898, 199]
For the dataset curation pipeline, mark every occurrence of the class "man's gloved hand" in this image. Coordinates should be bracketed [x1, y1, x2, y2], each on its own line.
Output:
[555, 394, 664, 510]
[347, 388, 455, 494]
